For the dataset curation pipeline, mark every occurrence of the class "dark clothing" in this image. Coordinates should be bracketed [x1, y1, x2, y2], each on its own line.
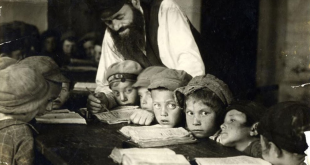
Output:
[0, 119, 37, 165]
[243, 139, 262, 158]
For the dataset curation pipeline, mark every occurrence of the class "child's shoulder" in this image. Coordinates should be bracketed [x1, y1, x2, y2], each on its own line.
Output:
[0, 119, 34, 137]
[244, 139, 262, 158]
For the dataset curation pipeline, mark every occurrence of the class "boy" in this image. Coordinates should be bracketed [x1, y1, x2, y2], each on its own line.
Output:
[174, 74, 233, 138]
[0, 64, 62, 165]
[148, 69, 192, 128]
[258, 101, 310, 165]
[130, 66, 167, 125]
[218, 100, 267, 158]
[89, 60, 143, 113]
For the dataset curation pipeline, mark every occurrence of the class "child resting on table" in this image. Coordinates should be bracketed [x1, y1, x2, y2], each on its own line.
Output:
[258, 101, 310, 165]
[217, 100, 267, 158]
[130, 66, 167, 125]
[174, 74, 233, 138]
[148, 68, 192, 128]
[0, 63, 63, 165]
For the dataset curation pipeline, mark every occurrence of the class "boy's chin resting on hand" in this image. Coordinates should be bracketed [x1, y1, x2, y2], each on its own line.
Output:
[130, 109, 155, 125]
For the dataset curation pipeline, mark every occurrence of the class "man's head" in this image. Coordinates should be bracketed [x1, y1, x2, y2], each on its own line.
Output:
[89, 0, 145, 58]
[219, 100, 266, 151]
[174, 74, 233, 138]
[148, 69, 192, 128]
[106, 60, 143, 105]
[258, 101, 310, 165]
[132, 66, 167, 110]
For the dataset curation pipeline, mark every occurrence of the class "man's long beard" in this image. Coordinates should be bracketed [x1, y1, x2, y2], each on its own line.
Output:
[109, 6, 146, 59]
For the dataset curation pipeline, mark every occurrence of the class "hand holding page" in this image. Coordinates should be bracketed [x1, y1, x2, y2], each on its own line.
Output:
[94, 106, 139, 124]
[195, 156, 271, 165]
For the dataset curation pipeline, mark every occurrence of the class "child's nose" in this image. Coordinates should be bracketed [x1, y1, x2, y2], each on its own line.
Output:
[141, 96, 147, 104]
[120, 93, 128, 102]
[193, 115, 201, 125]
[160, 106, 168, 116]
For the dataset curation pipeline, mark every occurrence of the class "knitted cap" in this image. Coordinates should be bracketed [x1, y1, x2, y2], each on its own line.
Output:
[18, 56, 69, 83]
[0, 64, 50, 114]
[257, 101, 310, 154]
[148, 69, 192, 91]
[0, 57, 16, 70]
[87, 0, 126, 19]
[106, 60, 143, 84]
[132, 66, 167, 88]
[175, 74, 233, 106]
[226, 100, 266, 124]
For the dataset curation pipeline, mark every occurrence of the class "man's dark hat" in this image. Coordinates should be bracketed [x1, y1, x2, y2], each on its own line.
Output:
[87, 0, 126, 19]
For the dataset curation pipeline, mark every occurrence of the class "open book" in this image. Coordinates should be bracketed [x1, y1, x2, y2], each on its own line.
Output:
[35, 109, 87, 124]
[109, 148, 190, 165]
[195, 156, 271, 165]
[73, 82, 97, 91]
[94, 106, 139, 124]
[119, 126, 197, 147]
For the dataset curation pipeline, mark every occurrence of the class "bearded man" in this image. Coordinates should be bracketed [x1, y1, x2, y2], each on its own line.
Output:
[87, 0, 205, 125]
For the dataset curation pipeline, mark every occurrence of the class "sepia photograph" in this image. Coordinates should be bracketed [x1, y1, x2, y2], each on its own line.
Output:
[0, 0, 309, 164]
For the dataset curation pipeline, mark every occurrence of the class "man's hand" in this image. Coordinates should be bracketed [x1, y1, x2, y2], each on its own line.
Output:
[130, 109, 155, 125]
[87, 92, 109, 114]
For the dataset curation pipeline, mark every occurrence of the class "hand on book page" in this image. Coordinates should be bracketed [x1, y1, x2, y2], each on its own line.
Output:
[195, 156, 271, 165]
[122, 153, 190, 165]
[109, 147, 176, 164]
[94, 106, 139, 124]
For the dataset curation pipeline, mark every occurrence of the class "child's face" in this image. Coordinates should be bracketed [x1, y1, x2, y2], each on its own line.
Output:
[151, 89, 183, 128]
[111, 81, 138, 105]
[138, 87, 153, 110]
[52, 83, 70, 109]
[185, 97, 217, 138]
[219, 110, 252, 147]
[38, 81, 62, 115]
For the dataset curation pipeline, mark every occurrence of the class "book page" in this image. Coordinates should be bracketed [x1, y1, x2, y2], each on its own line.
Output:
[109, 147, 176, 164]
[94, 106, 139, 124]
[122, 154, 190, 165]
[35, 112, 86, 124]
[195, 156, 271, 165]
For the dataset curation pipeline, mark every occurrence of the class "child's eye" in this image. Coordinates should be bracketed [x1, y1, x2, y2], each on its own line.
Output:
[230, 119, 235, 122]
[113, 91, 120, 97]
[153, 103, 160, 109]
[167, 103, 176, 109]
[201, 111, 209, 116]
[186, 111, 194, 116]
[126, 88, 132, 94]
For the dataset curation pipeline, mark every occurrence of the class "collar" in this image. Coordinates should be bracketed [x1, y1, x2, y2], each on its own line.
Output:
[0, 119, 39, 134]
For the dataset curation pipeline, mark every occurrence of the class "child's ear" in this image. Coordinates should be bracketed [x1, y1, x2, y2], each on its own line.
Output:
[250, 122, 259, 136]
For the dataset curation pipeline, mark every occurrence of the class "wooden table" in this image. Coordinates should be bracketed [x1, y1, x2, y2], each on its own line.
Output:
[34, 121, 243, 165]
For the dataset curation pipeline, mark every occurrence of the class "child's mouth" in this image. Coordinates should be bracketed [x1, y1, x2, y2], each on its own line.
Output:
[160, 120, 169, 124]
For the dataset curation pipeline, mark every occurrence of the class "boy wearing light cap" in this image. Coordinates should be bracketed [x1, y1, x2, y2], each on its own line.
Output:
[148, 69, 192, 128]
[89, 60, 143, 113]
[218, 100, 266, 158]
[0, 64, 62, 165]
[130, 66, 167, 125]
[18, 56, 70, 114]
[258, 101, 310, 165]
[175, 74, 233, 138]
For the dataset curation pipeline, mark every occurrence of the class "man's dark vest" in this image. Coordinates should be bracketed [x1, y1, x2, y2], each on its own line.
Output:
[131, 0, 204, 68]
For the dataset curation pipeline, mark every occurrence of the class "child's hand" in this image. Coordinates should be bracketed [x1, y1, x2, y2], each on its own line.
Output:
[87, 92, 109, 114]
[130, 109, 155, 125]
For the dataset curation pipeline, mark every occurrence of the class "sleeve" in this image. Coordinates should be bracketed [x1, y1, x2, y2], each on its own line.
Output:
[157, 0, 205, 77]
[14, 134, 34, 165]
[95, 30, 121, 108]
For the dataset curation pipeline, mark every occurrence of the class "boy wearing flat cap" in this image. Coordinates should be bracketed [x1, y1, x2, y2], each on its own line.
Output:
[258, 101, 310, 165]
[130, 66, 167, 125]
[87, 0, 206, 113]
[18, 56, 70, 113]
[218, 100, 267, 158]
[175, 74, 233, 138]
[148, 68, 192, 128]
[0, 64, 62, 165]
[89, 60, 143, 113]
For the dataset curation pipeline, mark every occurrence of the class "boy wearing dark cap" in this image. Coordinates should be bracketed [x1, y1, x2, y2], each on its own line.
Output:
[258, 101, 310, 165]
[175, 74, 233, 138]
[148, 68, 192, 128]
[218, 100, 267, 158]
[0, 64, 62, 165]
[130, 66, 167, 125]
